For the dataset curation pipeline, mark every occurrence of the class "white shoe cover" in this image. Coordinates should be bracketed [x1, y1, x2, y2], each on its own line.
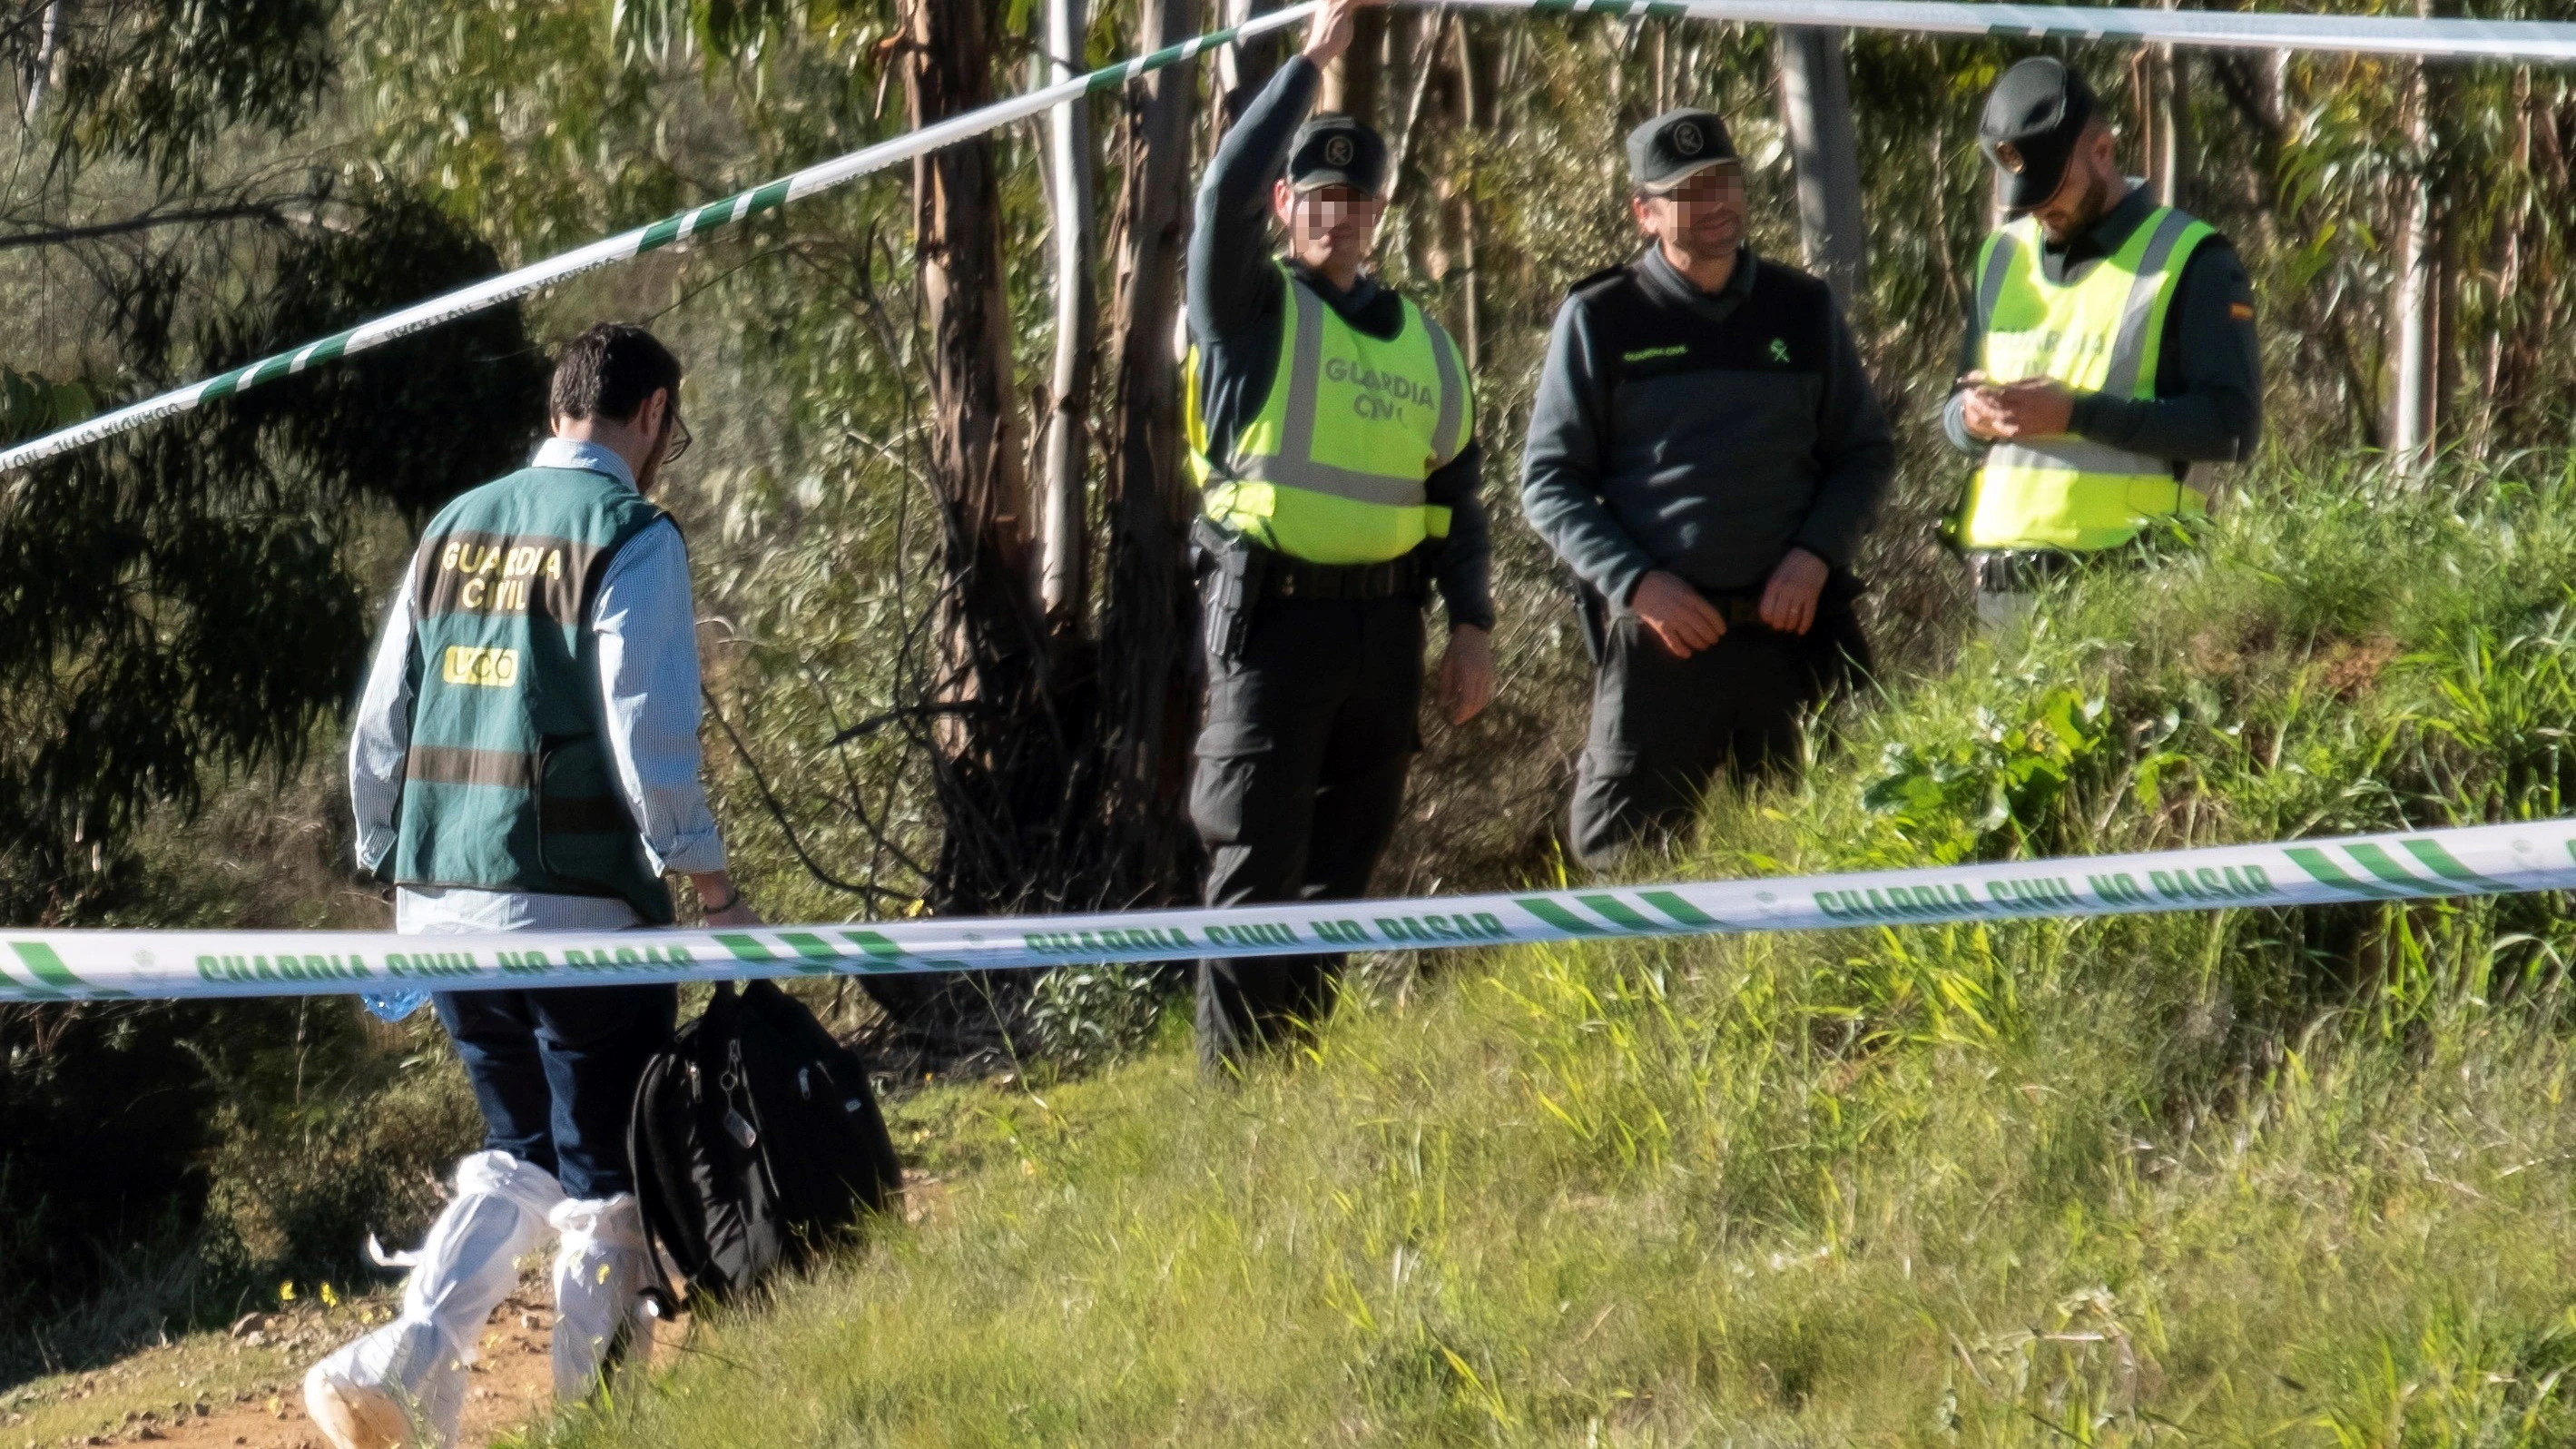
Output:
[548, 1194, 651, 1402]
[304, 1152, 565, 1449]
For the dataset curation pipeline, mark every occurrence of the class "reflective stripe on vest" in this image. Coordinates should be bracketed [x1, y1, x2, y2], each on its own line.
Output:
[1957, 204, 2216, 553]
[1188, 267, 1470, 565]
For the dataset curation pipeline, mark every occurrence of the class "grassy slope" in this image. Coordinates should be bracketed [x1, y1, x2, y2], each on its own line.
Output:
[530, 462, 2576, 1447]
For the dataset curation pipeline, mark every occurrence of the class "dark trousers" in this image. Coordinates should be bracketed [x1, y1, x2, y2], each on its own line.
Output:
[1190, 593, 1424, 1069]
[434, 984, 677, 1199]
[1570, 606, 1871, 870]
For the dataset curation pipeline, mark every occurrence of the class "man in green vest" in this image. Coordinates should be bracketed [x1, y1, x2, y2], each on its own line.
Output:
[1947, 57, 2263, 630]
[309, 323, 757, 1449]
[1185, 0, 1497, 1070]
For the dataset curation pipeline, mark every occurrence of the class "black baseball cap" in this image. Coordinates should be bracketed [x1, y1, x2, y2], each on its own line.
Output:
[1979, 57, 2098, 212]
[1627, 108, 1738, 193]
[1288, 116, 1388, 195]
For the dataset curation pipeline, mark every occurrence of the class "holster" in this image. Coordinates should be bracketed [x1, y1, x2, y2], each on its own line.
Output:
[1192, 517, 1268, 664]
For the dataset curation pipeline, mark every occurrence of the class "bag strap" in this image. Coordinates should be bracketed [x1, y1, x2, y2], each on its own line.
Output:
[625, 1049, 691, 1319]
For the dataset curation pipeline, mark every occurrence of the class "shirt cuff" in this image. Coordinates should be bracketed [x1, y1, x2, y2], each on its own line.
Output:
[645, 825, 728, 878]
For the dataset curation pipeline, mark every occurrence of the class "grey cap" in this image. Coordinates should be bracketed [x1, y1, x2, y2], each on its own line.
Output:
[1978, 58, 2098, 212]
[1627, 108, 1738, 192]
[1288, 116, 1388, 194]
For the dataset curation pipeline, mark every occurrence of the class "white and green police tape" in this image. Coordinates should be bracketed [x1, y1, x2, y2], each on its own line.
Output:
[1454, 0, 2576, 61]
[10, 0, 2576, 478]
[5, 819, 2570, 1005]
[0, 0, 1322, 477]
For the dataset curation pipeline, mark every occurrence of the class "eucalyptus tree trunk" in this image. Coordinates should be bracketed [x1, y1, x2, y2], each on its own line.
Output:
[1038, 0, 1096, 628]
[2389, 54, 2437, 476]
[907, 0, 1036, 625]
[1096, 0, 1204, 899]
[2144, 43, 2193, 208]
[1319, 5, 1382, 123]
[1775, 26, 1869, 304]
[893, 0, 1067, 974]
[1216, 0, 1282, 125]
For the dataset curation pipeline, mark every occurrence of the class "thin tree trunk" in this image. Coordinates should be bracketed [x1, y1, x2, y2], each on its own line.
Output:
[1775, 26, 1869, 304]
[1214, 0, 1282, 128]
[1039, 0, 1096, 628]
[22, 0, 60, 123]
[908, 0, 1036, 620]
[1320, 5, 1382, 123]
[1098, 0, 1204, 899]
[2145, 42, 2193, 208]
[2389, 53, 2435, 475]
[874, 0, 1052, 1049]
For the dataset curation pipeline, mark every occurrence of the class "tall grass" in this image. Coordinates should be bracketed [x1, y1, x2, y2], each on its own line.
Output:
[506, 456, 2576, 1445]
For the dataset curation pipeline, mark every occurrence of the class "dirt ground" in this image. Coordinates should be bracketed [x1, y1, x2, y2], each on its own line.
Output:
[3, 1278, 686, 1449]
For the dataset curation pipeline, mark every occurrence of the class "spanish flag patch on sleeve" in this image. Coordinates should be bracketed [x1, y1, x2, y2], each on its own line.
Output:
[2229, 301, 2256, 321]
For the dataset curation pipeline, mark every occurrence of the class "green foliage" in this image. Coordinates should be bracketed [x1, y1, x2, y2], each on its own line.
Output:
[0, 183, 543, 922]
[47, 0, 339, 179]
[1858, 685, 2110, 864]
[517, 458, 2576, 1449]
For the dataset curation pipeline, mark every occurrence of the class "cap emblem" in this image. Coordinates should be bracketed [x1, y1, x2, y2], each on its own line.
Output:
[1995, 141, 2024, 173]
[1323, 134, 1355, 167]
[1673, 121, 1705, 156]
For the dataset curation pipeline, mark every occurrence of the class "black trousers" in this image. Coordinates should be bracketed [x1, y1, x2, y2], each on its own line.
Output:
[1569, 606, 1871, 870]
[1190, 592, 1425, 1070]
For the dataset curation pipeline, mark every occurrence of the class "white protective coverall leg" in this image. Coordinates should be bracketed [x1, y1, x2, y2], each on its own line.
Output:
[303, 1151, 565, 1449]
[546, 1193, 652, 1402]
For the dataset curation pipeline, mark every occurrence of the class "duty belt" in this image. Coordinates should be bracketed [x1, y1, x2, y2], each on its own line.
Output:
[1267, 551, 1430, 602]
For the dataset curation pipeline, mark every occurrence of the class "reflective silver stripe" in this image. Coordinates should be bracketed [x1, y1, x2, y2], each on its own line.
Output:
[1274, 279, 1327, 475]
[1238, 453, 1439, 505]
[1976, 231, 2020, 324]
[2100, 208, 2200, 399]
[1236, 275, 1430, 508]
[1421, 308, 1467, 466]
[1990, 439, 2180, 478]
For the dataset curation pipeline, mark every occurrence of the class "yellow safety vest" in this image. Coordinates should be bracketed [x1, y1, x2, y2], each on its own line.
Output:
[1187, 265, 1472, 565]
[1956, 204, 2217, 553]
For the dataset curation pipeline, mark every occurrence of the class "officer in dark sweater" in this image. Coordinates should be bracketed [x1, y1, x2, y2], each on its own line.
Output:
[1522, 109, 1893, 868]
[1185, 0, 1497, 1068]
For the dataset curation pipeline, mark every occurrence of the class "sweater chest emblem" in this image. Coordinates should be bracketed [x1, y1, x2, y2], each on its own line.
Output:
[1767, 337, 1792, 364]
[1621, 343, 1689, 364]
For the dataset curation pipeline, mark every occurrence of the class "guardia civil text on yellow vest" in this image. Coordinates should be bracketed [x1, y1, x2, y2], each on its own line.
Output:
[1187, 264, 1472, 565]
[1956, 204, 2216, 553]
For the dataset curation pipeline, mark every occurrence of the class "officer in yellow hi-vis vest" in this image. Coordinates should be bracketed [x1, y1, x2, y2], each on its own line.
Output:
[1946, 58, 2262, 631]
[1185, 0, 1496, 1070]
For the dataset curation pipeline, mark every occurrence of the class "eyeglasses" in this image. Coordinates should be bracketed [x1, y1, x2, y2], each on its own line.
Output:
[664, 410, 692, 465]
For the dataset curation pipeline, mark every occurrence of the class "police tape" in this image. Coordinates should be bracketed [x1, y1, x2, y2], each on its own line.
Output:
[0, 0, 1322, 478]
[1452, 0, 2576, 62]
[5, 818, 2571, 1006]
[13, 1, 2576, 478]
